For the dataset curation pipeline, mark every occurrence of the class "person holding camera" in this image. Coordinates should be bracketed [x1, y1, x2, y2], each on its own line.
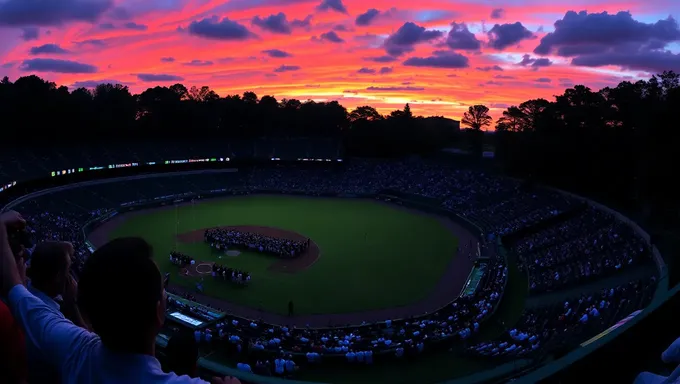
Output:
[1, 211, 240, 384]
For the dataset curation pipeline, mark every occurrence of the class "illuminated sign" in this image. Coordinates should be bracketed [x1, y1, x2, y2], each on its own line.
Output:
[108, 163, 138, 169]
[89, 166, 104, 171]
[0, 181, 17, 192]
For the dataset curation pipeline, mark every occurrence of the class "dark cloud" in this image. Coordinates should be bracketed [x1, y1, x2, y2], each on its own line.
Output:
[490, 8, 505, 19]
[517, 54, 553, 69]
[317, 0, 347, 14]
[29, 43, 70, 55]
[123, 21, 147, 31]
[187, 16, 254, 40]
[71, 79, 128, 88]
[76, 39, 106, 47]
[384, 22, 443, 56]
[333, 24, 348, 31]
[534, 11, 680, 73]
[20, 58, 97, 73]
[1, 62, 16, 69]
[534, 77, 552, 83]
[183, 59, 213, 66]
[403, 52, 469, 68]
[494, 74, 516, 79]
[0, 0, 113, 27]
[379, 67, 393, 74]
[291, 15, 313, 28]
[487, 22, 534, 50]
[99, 22, 115, 29]
[485, 80, 503, 86]
[252, 13, 292, 34]
[364, 55, 397, 63]
[273, 65, 300, 72]
[356, 9, 380, 26]
[366, 86, 425, 91]
[476, 65, 503, 71]
[262, 49, 291, 58]
[160, 57, 175, 62]
[21, 27, 40, 41]
[357, 67, 376, 74]
[316, 31, 344, 43]
[136, 73, 184, 82]
[446, 23, 481, 50]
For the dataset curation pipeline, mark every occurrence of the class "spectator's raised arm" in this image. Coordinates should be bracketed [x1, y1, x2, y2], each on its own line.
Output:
[1, 211, 96, 379]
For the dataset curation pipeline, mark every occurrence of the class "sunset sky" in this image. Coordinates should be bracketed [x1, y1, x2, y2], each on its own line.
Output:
[0, 0, 679, 120]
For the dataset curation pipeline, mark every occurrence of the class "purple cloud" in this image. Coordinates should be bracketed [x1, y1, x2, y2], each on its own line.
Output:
[21, 27, 39, 41]
[356, 9, 380, 26]
[403, 52, 469, 68]
[160, 57, 175, 62]
[384, 22, 443, 56]
[534, 11, 680, 73]
[379, 67, 393, 74]
[517, 54, 553, 69]
[534, 78, 551, 83]
[262, 49, 291, 58]
[317, 0, 347, 14]
[446, 23, 482, 51]
[273, 65, 300, 72]
[364, 55, 397, 63]
[252, 13, 292, 34]
[317, 31, 344, 43]
[29, 43, 70, 55]
[291, 15, 313, 28]
[136, 73, 184, 82]
[71, 79, 128, 88]
[357, 67, 376, 74]
[366, 86, 425, 91]
[123, 21, 147, 31]
[476, 65, 503, 72]
[183, 59, 213, 66]
[495, 74, 516, 79]
[487, 22, 534, 50]
[0, 0, 113, 27]
[20, 58, 97, 73]
[187, 16, 254, 40]
[490, 8, 505, 20]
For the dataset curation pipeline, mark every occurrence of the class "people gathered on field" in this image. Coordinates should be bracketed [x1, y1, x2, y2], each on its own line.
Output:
[205, 228, 309, 258]
[212, 263, 251, 285]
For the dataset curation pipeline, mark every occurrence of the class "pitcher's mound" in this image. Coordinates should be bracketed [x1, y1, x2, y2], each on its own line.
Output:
[225, 250, 240, 257]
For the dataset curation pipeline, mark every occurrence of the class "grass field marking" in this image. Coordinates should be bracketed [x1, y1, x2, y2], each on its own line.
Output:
[196, 263, 213, 274]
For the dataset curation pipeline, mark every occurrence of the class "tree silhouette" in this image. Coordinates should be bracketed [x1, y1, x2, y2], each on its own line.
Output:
[462, 105, 492, 131]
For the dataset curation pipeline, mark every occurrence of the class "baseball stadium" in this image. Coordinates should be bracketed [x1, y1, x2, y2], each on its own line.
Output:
[0, 140, 669, 384]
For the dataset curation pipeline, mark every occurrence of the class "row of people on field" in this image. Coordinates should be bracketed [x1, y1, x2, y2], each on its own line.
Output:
[205, 228, 309, 259]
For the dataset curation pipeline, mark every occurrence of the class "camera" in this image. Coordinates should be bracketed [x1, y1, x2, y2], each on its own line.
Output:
[7, 226, 32, 257]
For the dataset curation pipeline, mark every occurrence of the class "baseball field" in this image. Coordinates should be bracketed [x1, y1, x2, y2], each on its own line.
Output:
[99, 195, 465, 316]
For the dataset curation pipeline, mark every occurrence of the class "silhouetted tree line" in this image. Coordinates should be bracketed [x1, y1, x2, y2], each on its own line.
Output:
[0, 73, 678, 225]
[494, 71, 680, 227]
[0, 76, 460, 157]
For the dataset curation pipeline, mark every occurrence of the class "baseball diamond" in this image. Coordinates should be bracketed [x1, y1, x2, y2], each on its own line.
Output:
[88, 195, 474, 320]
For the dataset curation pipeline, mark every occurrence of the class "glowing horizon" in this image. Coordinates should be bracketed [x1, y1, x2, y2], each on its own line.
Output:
[0, 0, 678, 121]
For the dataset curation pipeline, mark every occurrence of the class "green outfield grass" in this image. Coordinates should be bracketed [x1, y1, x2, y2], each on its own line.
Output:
[110, 195, 459, 315]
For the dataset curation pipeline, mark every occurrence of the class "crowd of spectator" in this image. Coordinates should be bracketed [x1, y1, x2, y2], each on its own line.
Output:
[468, 277, 656, 359]
[513, 207, 651, 293]
[205, 228, 309, 259]
[0, 157, 661, 383]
